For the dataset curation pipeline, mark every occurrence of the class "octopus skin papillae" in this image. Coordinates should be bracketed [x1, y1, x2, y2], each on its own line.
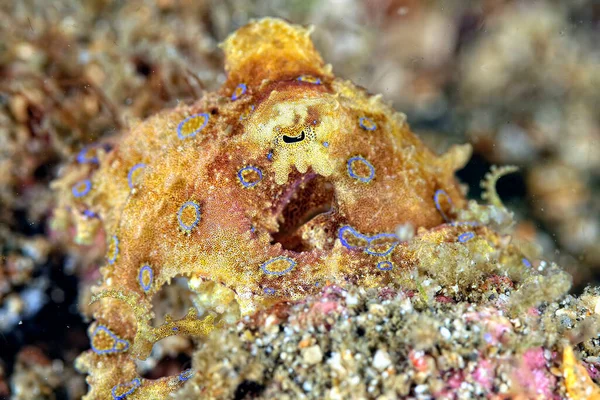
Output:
[55, 18, 475, 399]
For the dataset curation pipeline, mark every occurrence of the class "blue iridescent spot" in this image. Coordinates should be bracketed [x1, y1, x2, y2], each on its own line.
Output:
[359, 117, 377, 131]
[434, 189, 453, 222]
[458, 232, 475, 243]
[260, 256, 296, 276]
[127, 163, 146, 189]
[178, 369, 194, 382]
[339, 226, 400, 256]
[231, 83, 247, 100]
[522, 258, 532, 268]
[323, 142, 329, 148]
[138, 265, 153, 292]
[177, 201, 202, 233]
[76, 146, 99, 164]
[112, 378, 141, 400]
[264, 287, 276, 295]
[365, 233, 400, 256]
[90, 325, 129, 355]
[297, 75, 321, 84]
[237, 166, 263, 188]
[267, 151, 273, 161]
[177, 113, 209, 140]
[347, 156, 375, 183]
[72, 179, 92, 198]
[107, 235, 119, 265]
[83, 209, 98, 218]
[338, 225, 371, 250]
[376, 261, 394, 271]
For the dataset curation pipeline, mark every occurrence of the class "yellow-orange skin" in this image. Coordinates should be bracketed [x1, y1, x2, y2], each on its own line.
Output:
[60, 18, 472, 399]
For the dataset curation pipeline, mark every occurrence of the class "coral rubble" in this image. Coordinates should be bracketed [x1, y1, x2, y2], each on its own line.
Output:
[177, 285, 600, 399]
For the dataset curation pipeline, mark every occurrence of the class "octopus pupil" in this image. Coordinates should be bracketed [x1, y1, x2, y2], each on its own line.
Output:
[282, 130, 305, 143]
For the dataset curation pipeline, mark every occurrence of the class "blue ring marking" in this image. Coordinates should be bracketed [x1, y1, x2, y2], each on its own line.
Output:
[138, 265, 153, 292]
[177, 201, 202, 232]
[237, 166, 263, 188]
[264, 287, 276, 295]
[260, 256, 297, 276]
[90, 325, 130, 355]
[458, 232, 475, 243]
[365, 233, 400, 256]
[522, 258, 532, 268]
[112, 378, 141, 400]
[323, 142, 329, 148]
[76, 146, 99, 164]
[178, 369, 194, 382]
[72, 179, 92, 198]
[231, 83, 247, 101]
[83, 209, 98, 218]
[127, 163, 146, 189]
[434, 189, 453, 222]
[297, 75, 321, 84]
[177, 113, 209, 140]
[338, 225, 371, 250]
[107, 235, 119, 265]
[347, 156, 375, 183]
[376, 261, 394, 271]
[359, 117, 377, 131]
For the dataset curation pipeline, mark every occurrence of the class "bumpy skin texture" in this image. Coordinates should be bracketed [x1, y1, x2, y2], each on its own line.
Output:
[56, 18, 473, 399]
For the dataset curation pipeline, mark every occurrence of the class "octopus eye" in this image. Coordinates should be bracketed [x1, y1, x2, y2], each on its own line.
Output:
[177, 113, 209, 140]
[347, 156, 375, 183]
[282, 130, 306, 144]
